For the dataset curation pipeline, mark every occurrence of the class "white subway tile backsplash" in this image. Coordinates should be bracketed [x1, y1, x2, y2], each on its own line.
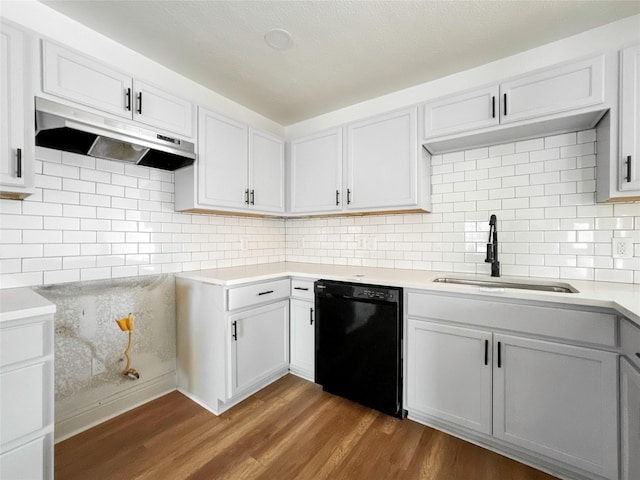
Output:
[545, 132, 576, 148]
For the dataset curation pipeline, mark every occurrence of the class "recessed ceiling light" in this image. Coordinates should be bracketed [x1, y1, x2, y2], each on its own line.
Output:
[264, 28, 293, 51]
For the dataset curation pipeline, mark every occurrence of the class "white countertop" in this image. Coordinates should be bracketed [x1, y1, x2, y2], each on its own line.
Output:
[177, 262, 640, 327]
[0, 287, 56, 323]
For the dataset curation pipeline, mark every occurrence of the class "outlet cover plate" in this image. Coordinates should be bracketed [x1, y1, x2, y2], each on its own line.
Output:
[91, 358, 106, 375]
[612, 237, 633, 258]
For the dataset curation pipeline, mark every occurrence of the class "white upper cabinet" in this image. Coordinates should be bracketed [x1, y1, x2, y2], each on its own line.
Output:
[346, 107, 419, 211]
[423, 85, 499, 138]
[197, 109, 248, 210]
[249, 129, 285, 213]
[423, 55, 607, 153]
[177, 107, 285, 215]
[42, 41, 132, 119]
[42, 41, 193, 138]
[618, 44, 640, 193]
[290, 128, 343, 214]
[132, 80, 193, 137]
[500, 55, 604, 124]
[1, 22, 33, 199]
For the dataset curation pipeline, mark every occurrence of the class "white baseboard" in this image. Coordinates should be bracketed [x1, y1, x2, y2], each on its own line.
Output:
[55, 371, 177, 443]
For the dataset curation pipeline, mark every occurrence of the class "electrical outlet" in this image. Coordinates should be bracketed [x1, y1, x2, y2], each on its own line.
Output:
[91, 358, 105, 376]
[239, 236, 249, 251]
[612, 237, 633, 259]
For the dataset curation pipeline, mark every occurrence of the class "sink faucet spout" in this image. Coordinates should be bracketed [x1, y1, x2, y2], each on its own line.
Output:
[484, 214, 500, 277]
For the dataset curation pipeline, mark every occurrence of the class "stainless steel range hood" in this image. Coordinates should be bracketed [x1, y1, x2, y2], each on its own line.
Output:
[35, 97, 196, 171]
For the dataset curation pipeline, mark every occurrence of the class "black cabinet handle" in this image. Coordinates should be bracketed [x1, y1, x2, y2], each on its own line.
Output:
[250, 189, 255, 205]
[232, 321, 238, 341]
[484, 339, 488, 365]
[258, 290, 274, 296]
[244, 189, 250, 204]
[136, 92, 142, 114]
[336, 190, 340, 206]
[347, 188, 352, 205]
[294, 287, 309, 291]
[625, 156, 632, 183]
[310, 308, 314, 325]
[491, 96, 495, 119]
[497, 341, 502, 368]
[635, 352, 640, 360]
[503, 93, 507, 116]
[16, 148, 22, 178]
[125, 88, 131, 111]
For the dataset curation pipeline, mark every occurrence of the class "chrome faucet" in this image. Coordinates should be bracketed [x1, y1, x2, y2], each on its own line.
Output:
[484, 214, 500, 277]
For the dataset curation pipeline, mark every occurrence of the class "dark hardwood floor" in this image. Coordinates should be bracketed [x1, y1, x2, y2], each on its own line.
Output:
[55, 374, 558, 479]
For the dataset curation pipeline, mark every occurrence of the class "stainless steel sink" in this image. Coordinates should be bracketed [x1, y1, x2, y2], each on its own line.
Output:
[432, 277, 577, 293]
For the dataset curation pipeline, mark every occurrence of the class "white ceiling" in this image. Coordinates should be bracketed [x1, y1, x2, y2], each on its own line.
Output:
[40, 1, 640, 126]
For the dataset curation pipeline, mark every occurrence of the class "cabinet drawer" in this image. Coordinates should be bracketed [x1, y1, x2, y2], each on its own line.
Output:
[0, 321, 46, 368]
[621, 319, 640, 370]
[227, 279, 290, 311]
[0, 363, 47, 444]
[408, 291, 616, 347]
[290, 279, 315, 300]
[0, 435, 45, 480]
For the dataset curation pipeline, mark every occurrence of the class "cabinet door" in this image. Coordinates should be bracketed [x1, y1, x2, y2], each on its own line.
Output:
[619, 44, 640, 193]
[0, 435, 46, 480]
[621, 357, 640, 480]
[0, 23, 25, 188]
[42, 41, 132, 119]
[197, 108, 248, 210]
[289, 299, 315, 381]
[132, 80, 193, 138]
[248, 129, 285, 213]
[290, 128, 343, 214]
[228, 300, 289, 398]
[493, 334, 618, 479]
[1, 363, 46, 444]
[346, 107, 418, 210]
[423, 85, 499, 138]
[500, 55, 604, 125]
[406, 320, 492, 434]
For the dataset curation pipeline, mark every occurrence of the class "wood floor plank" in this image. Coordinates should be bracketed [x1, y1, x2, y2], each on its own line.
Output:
[55, 374, 560, 480]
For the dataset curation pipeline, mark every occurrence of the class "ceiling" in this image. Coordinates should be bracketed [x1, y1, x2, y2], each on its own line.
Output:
[39, 1, 640, 126]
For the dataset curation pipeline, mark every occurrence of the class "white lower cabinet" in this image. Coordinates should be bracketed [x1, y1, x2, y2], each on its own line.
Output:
[406, 294, 619, 480]
[406, 320, 492, 434]
[493, 334, 618, 479]
[620, 357, 640, 480]
[176, 277, 290, 415]
[0, 310, 54, 480]
[228, 300, 289, 398]
[289, 298, 315, 381]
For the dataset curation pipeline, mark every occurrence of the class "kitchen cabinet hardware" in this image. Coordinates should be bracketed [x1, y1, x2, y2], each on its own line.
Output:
[232, 321, 238, 341]
[250, 189, 255, 205]
[136, 91, 142, 114]
[503, 93, 507, 116]
[125, 87, 131, 111]
[310, 308, 314, 325]
[497, 341, 502, 368]
[16, 148, 22, 178]
[294, 287, 309, 291]
[636, 352, 640, 360]
[336, 189, 339, 206]
[626, 155, 632, 182]
[258, 290, 274, 296]
[244, 189, 249, 204]
[347, 188, 351, 204]
[484, 339, 488, 365]
[491, 96, 495, 118]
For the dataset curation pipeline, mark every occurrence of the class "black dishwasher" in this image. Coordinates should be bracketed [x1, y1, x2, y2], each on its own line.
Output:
[314, 279, 403, 418]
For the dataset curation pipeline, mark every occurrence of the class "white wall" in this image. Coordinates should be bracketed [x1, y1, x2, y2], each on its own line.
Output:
[287, 129, 640, 284]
